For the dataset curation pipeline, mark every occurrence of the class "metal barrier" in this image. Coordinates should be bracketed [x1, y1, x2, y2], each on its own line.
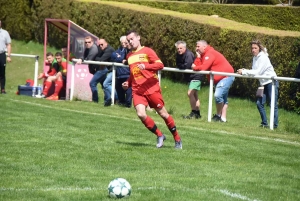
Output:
[8, 53, 40, 87]
[72, 59, 300, 130]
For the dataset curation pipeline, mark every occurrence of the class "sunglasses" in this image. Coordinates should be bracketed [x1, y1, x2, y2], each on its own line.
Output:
[85, 41, 92, 44]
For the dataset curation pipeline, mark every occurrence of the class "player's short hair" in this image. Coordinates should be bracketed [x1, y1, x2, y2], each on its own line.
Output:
[55, 52, 63, 57]
[126, 30, 139, 37]
[46, 52, 53, 57]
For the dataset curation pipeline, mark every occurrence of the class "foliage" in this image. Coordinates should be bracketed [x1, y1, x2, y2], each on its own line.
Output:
[117, 0, 300, 32]
[0, 0, 32, 41]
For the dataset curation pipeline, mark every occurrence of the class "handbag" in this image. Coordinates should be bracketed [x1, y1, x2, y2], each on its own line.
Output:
[256, 86, 264, 98]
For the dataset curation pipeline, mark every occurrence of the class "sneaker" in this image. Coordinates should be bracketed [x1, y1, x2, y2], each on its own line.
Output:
[175, 140, 182, 149]
[1, 89, 6, 94]
[46, 95, 59, 100]
[104, 100, 112, 106]
[220, 118, 227, 123]
[35, 94, 46, 98]
[156, 134, 166, 148]
[182, 112, 201, 119]
[259, 124, 269, 128]
[212, 114, 221, 122]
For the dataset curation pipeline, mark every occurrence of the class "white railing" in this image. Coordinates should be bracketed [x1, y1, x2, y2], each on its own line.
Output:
[72, 59, 300, 130]
[8, 53, 40, 87]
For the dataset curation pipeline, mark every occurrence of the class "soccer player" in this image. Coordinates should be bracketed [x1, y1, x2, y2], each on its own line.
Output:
[46, 52, 67, 100]
[122, 30, 182, 149]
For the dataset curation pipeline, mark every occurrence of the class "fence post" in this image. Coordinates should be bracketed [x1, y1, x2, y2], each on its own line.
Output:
[208, 72, 214, 122]
[269, 77, 276, 130]
[34, 56, 39, 87]
[158, 70, 161, 86]
[111, 64, 116, 105]
[70, 61, 76, 101]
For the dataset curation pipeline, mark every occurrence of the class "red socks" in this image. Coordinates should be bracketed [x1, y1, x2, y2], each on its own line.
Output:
[164, 115, 181, 141]
[43, 81, 52, 96]
[142, 116, 163, 137]
[53, 80, 63, 97]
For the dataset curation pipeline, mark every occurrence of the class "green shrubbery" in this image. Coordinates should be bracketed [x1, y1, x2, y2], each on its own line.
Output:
[1, 0, 300, 113]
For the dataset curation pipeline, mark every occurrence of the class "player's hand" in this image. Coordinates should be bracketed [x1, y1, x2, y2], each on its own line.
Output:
[122, 81, 129, 90]
[37, 73, 44, 80]
[137, 63, 145, 70]
[7, 57, 11, 62]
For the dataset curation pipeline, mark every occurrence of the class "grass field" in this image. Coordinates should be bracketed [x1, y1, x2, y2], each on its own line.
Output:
[1, 41, 300, 200]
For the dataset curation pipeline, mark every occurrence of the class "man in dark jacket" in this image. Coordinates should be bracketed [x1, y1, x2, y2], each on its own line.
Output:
[175, 40, 203, 119]
[77, 36, 106, 103]
[111, 36, 132, 108]
[96, 38, 115, 106]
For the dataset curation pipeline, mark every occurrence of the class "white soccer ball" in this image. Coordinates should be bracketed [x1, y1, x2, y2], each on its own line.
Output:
[108, 178, 131, 199]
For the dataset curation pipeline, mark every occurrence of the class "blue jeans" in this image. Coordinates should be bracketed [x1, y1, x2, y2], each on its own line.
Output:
[256, 81, 279, 127]
[116, 77, 132, 107]
[89, 69, 108, 103]
[214, 76, 235, 104]
[103, 72, 118, 105]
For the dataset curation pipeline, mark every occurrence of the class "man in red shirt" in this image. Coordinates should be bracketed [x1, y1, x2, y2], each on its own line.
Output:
[192, 40, 235, 122]
[36, 52, 67, 100]
[122, 30, 182, 149]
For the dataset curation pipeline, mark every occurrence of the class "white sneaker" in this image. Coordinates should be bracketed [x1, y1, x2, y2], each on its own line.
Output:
[35, 94, 46, 98]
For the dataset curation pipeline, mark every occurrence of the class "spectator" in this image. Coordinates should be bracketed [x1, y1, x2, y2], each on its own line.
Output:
[111, 36, 132, 108]
[95, 38, 115, 106]
[0, 20, 12, 94]
[76, 36, 102, 103]
[237, 40, 279, 128]
[192, 40, 235, 122]
[61, 47, 75, 62]
[175, 40, 203, 119]
[122, 30, 182, 149]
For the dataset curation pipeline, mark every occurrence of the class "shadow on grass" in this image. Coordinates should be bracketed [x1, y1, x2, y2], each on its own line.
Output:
[116, 141, 152, 147]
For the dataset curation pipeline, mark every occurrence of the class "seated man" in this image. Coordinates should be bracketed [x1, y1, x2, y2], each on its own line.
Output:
[36, 52, 67, 100]
[36, 52, 58, 98]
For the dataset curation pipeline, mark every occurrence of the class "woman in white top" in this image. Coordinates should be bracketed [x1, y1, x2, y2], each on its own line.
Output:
[237, 40, 279, 128]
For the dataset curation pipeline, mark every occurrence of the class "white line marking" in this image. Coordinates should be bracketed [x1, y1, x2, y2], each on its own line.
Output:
[0, 187, 261, 201]
[9, 99, 300, 146]
[218, 189, 261, 201]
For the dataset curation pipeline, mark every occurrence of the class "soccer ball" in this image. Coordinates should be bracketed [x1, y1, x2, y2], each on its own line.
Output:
[108, 178, 131, 198]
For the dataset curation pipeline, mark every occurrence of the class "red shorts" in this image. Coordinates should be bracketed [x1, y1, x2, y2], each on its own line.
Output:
[133, 92, 165, 109]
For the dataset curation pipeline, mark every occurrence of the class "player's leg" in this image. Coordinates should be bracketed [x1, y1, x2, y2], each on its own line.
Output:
[134, 94, 164, 148]
[150, 92, 182, 149]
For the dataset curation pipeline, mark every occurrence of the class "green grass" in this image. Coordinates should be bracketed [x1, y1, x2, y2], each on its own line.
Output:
[1, 40, 300, 200]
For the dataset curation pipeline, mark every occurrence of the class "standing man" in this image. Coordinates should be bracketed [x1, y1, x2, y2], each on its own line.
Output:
[0, 20, 12, 94]
[122, 30, 182, 149]
[76, 36, 102, 103]
[111, 36, 132, 108]
[175, 40, 203, 119]
[95, 38, 115, 106]
[192, 40, 235, 122]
